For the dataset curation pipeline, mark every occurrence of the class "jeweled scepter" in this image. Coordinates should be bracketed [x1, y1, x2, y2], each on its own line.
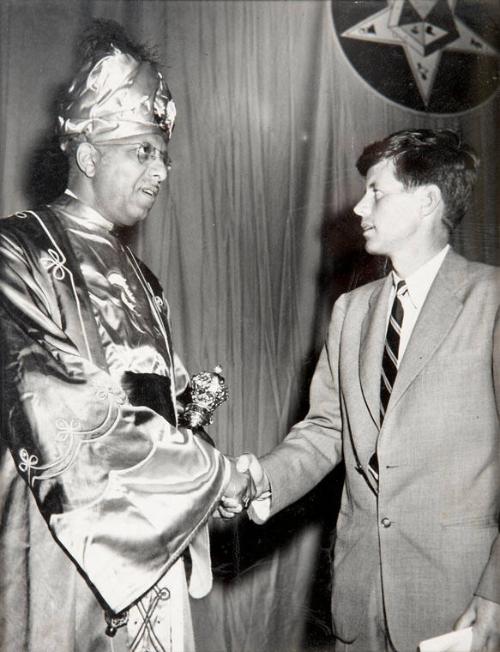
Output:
[179, 365, 229, 429]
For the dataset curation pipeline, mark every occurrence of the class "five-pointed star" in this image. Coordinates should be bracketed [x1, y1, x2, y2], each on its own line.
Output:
[341, 0, 499, 105]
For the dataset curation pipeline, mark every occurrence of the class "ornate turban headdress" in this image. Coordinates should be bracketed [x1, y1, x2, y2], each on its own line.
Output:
[57, 27, 175, 148]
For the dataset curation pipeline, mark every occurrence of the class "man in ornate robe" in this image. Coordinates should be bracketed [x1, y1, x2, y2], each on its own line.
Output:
[0, 20, 248, 652]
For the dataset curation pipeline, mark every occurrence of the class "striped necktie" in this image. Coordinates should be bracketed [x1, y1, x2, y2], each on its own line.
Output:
[380, 279, 407, 421]
[369, 279, 407, 481]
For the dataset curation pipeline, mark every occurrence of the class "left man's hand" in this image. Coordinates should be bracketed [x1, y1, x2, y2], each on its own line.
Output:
[454, 595, 500, 651]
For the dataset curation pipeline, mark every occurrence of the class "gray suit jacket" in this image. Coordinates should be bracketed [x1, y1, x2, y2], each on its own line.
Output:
[261, 249, 500, 651]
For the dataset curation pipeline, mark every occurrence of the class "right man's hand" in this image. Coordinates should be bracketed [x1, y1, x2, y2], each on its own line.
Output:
[454, 595, 500, 651]
[214, 459, 254, 519]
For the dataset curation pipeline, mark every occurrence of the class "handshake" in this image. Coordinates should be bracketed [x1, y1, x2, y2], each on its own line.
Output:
[215, 454, 270, 520]
[180, 368, 270, 519]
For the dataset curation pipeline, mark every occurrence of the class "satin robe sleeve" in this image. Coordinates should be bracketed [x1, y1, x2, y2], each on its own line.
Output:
[0, 225, 228, 614]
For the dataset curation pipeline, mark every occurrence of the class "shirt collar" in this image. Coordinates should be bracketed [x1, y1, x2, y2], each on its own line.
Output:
[392, 245, 450, 309]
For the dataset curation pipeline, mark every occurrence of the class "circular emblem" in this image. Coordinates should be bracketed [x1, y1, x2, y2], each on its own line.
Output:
[332, 0, 499, 114]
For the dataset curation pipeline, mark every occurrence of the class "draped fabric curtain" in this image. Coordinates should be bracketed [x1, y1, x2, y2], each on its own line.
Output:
[0, 1, 498, 650]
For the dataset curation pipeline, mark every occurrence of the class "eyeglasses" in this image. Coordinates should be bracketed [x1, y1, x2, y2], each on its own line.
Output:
[135, 143, 172, 170]
[95, 142, 172, 170]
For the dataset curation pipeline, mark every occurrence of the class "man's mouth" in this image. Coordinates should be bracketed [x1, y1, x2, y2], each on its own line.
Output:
[141, 186, 159, 199]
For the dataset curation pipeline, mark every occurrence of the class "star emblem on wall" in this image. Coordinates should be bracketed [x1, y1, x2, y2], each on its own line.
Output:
[341, 0, 499, 106]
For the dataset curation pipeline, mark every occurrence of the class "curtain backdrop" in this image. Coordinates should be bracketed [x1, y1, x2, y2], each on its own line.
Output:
[1, 1, 498, 651]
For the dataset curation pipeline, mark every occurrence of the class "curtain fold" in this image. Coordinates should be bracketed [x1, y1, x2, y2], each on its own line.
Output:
[1, 1, 498, 650]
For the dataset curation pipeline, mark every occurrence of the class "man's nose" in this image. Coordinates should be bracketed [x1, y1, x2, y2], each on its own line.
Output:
[353, 194, 370, 217]
[148, 157, 168, 182]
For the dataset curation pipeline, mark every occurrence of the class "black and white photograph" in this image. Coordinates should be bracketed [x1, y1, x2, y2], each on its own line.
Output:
[0, 1, 498, 651]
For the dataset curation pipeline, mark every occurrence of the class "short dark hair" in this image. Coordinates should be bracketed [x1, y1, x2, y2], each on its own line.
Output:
[356, 129, 479, 231]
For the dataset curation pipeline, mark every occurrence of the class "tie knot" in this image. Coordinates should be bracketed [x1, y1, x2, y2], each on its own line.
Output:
[395, 280, 407, 297]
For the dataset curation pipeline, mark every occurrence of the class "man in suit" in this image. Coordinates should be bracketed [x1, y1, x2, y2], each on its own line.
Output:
[225, 129, 500, 651]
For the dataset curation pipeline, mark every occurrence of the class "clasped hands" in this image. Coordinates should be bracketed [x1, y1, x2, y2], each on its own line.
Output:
[215, 454, 267, 519]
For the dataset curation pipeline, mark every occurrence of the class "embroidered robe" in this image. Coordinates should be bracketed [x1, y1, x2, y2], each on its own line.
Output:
[0, 195, 227, 651]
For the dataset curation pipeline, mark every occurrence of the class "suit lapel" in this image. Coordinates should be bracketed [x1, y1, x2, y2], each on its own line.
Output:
[359, 275, 393, 429]
[386, 251, 464, 416]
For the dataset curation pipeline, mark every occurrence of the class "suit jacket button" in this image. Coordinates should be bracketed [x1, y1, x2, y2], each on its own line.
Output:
[381, 517, 391, 528]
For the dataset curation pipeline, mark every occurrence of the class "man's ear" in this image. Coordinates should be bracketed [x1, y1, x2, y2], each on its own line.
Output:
[75, 142, 98, 178]
[419, 183, 443, 217]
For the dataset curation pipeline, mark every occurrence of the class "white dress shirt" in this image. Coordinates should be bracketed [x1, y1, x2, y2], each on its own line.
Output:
[390, 245, 450, 363]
